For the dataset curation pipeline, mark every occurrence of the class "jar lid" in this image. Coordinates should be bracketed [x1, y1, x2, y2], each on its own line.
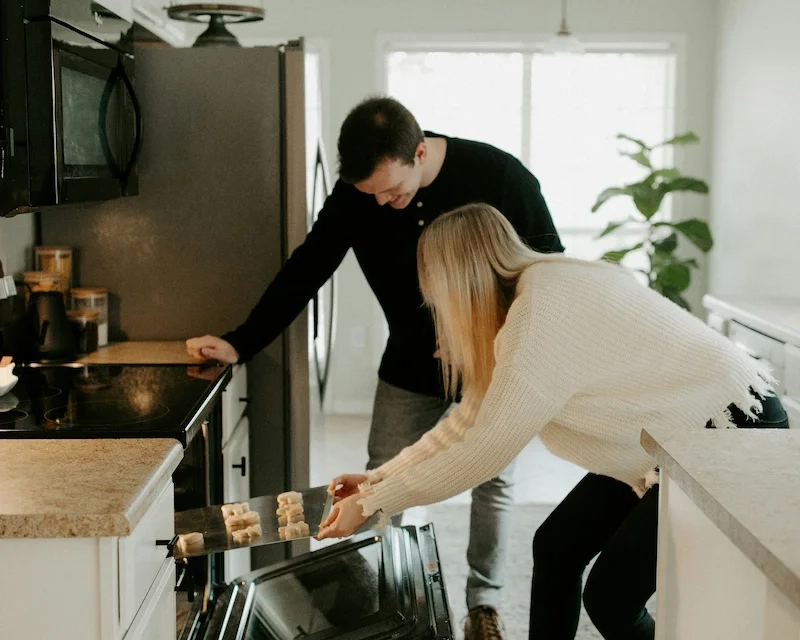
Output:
[35, 246, 73, 255]
[67, 309, 100, 321]
[23, 270, 64, 282]
[70, 287, 108, 298]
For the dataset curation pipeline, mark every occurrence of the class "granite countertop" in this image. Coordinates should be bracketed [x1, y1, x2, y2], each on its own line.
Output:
[0, 439, 182, 538]
[642, 426, 800, 609]
[703, 294, 800, 345]
[77, 340, 203, 365]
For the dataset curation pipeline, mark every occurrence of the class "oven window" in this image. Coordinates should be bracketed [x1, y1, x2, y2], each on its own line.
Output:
[244, 541, 383, 639]
[59, 53, 120, 178]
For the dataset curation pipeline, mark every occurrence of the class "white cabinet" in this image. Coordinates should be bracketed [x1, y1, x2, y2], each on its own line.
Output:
[123, 559, 176, 640]
[94, 0, 133, 21]
[223, 415, 251, 581]
[131, 0, 189, 47]
[222, 364, 249, 446]
[0, 478, 176, 640]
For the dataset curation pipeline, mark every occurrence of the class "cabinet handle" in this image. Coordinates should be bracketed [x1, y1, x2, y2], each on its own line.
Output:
[232, 456, 247, 477]
[156, 534, 180, 557]
[734, 342, 763, 361]
[239, 397, 251, 404]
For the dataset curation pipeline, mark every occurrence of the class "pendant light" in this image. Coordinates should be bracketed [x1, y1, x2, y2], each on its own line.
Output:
[541, 0, 585, 55]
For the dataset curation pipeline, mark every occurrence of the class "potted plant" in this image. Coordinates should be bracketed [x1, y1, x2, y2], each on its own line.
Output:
[591, 132, 712, 312]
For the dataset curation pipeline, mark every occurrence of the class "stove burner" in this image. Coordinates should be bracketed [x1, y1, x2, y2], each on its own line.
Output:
[44, 401, 170, 428]
[0, 410, 29, 426]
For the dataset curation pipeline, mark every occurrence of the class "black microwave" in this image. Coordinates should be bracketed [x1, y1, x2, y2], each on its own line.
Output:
[0, 0, 141, 217]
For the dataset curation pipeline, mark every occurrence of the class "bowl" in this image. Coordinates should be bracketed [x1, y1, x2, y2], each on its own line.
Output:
[0, 364, 19, 397]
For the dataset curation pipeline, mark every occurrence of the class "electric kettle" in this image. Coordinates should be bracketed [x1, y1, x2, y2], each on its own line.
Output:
[25, 290, 76, 362]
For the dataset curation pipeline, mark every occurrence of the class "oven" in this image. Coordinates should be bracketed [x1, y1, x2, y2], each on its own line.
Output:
[0, 0, 141, 216]
[194, 525, 453, 640]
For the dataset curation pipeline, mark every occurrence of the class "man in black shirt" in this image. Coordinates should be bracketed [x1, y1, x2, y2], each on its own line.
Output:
[187, 97, 563, 639]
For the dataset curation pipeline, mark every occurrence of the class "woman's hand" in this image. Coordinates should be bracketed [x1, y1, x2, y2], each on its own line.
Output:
[316, 494, 369, 540]
[327, 474, 368, 503]
[185, 335, 239, 364]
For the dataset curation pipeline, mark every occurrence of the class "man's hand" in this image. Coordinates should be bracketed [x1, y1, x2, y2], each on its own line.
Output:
[327, 474, 368, 503]
[316, 494, 369, 540]
[186, 335, 239, 364]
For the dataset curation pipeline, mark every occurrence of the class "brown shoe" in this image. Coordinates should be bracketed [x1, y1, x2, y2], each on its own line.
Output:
[464, 605, 505, 640]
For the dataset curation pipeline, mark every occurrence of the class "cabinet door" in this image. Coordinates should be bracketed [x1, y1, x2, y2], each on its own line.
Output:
[222, 416, 251, 581]
[222, 364, 249, 447]
[131, 0, 188, 46]
[124, 559, 175, 640]
[95, 0, 133, 21]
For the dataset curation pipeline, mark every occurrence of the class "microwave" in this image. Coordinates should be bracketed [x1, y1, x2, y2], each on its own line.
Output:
[0, 0, 141, 217]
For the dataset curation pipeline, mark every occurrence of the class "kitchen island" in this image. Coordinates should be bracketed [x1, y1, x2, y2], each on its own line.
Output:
[0, 438, 181, 640]
[642, 426, 800, 640]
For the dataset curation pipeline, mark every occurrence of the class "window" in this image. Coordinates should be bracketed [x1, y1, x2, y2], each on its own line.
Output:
[386, 46, 677, 264]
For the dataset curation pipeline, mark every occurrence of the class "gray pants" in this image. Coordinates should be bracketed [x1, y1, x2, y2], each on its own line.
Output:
[367, 379, 515, 610]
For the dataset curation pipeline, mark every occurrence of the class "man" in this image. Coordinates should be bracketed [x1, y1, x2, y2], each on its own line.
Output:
[187, 96, 563, 639]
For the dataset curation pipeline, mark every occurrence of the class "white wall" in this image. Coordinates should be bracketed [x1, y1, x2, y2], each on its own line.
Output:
[707, 0, 800, 297]
[0, 216, 34, 276]
[187, 0, 719, 414]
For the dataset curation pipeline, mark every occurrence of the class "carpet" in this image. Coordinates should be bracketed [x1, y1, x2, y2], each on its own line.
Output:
[418, 502, 656, 640]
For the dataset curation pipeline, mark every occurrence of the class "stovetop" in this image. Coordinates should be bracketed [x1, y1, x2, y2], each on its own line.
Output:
[0, 363, 230, 446]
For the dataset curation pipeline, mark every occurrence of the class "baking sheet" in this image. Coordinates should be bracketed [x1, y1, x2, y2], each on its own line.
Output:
[173, 485, 333, 560]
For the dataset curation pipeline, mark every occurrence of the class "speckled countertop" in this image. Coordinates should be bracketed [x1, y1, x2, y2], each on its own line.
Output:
[642, 427, 800, 609]
[77, 340, 203, 365]
[0, 439, 182, 538]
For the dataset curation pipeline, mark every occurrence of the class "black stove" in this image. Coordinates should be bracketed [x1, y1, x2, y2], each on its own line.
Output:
[0, 363, 230, 446]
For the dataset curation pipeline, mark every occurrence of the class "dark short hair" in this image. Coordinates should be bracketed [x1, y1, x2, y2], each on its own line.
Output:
[337, 96, 424, 184]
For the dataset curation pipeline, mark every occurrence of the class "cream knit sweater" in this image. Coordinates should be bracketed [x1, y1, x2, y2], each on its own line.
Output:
[358, 256, 775, 520]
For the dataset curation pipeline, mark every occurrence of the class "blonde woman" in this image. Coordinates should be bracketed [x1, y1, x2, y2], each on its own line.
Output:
[318, 203, 789, 639]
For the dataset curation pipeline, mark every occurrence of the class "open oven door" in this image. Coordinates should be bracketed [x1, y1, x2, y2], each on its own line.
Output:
[197, 524, 452, 640]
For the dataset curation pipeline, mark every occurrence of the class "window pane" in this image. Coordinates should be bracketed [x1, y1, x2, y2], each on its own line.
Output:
[530, 53, 675, 246]
[387, 52, 523, 158]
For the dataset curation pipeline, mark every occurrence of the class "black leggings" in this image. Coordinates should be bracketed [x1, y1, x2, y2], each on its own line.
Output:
[528, 394, 790, 640]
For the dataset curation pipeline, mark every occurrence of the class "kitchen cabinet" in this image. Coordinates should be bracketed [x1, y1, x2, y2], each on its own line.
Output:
[131, 0, 189, 47]
[222, 415, 251, 582]
[704, 295, 800, 427]
[0, 439, 181, 640]
[643, 428, 800, 640]
[222, 364, 249, 447]
[94, 0, 133, 22]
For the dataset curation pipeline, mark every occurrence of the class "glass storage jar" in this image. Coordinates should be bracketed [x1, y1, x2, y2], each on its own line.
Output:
[34, 246, 73, 290]
[70, 287, 109, 347]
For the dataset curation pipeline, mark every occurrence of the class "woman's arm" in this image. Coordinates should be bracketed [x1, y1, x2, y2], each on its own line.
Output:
[358, 364, 564, 517]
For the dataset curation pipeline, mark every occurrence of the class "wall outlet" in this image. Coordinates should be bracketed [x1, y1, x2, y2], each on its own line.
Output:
[350, 326, 367, 349]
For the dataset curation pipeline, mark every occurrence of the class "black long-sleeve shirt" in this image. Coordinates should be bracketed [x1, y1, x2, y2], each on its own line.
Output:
[222, 133, 564, 397]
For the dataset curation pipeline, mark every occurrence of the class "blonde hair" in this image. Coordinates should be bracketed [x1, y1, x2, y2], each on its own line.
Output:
[417, 203, 541, 399]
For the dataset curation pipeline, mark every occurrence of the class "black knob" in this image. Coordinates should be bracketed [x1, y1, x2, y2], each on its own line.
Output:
[232, 456, 247, 477]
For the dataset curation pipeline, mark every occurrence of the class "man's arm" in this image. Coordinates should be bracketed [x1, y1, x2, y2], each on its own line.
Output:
[221, 181, 355, 362]
[501, 158, 565, 254]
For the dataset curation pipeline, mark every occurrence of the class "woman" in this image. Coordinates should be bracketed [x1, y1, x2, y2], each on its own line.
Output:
[317, 203, 788, 640]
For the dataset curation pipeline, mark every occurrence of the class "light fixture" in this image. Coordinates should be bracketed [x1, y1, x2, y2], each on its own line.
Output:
[541, 0, 585, 55]
[167, 3, 265, 48]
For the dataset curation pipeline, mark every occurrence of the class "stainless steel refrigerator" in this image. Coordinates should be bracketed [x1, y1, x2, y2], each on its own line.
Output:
[39, 41, 335, 569]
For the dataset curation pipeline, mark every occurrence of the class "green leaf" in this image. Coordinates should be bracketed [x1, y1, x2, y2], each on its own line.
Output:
[654, 219, 714, 252]
[591, 187, 631, 213]
[672, 219, 714, 252]
[630, 183, 666, 219]
[597, 221, 627, 238]
[661, 289, 692, 311]
[656, 262, 691, 292]
[616, 133, 650, 150]
[661, 177, 709, 194]
[621, 150, 652, 169]
[656, 132, 700, 147]
[650, 168, 681, 180]
[653, 233, 678, 254]
[601, 242, 643, 263]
